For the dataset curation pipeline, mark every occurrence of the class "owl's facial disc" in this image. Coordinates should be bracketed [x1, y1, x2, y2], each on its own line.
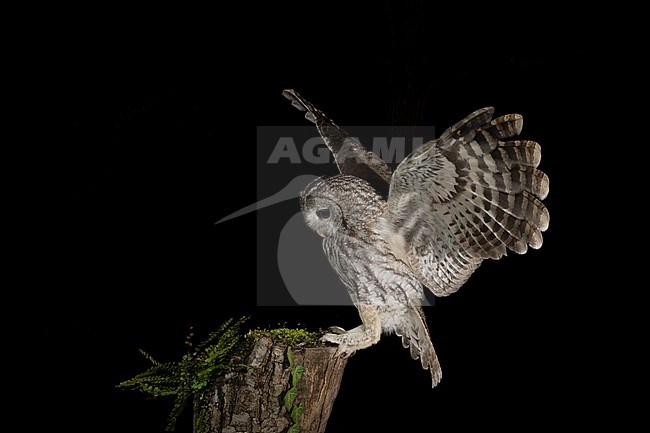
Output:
[301, 197, 341, 238]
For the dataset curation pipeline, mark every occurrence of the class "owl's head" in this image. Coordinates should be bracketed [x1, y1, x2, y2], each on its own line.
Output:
[300, 175, 385, 238]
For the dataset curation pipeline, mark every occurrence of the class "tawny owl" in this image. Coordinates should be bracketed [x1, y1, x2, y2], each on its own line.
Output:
[283, 89, 549, 387]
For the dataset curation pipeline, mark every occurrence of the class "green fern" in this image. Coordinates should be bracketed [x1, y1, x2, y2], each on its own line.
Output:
[118, 317, 249, 431]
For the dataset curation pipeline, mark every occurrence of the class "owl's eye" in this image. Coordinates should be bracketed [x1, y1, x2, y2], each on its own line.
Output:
[316, 208, 331, 219]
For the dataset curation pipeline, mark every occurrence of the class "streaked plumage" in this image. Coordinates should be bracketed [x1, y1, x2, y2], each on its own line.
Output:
[285, 90, 549, 387]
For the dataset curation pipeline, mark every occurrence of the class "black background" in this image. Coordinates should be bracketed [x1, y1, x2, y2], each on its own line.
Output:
[22, 3, 617, 432]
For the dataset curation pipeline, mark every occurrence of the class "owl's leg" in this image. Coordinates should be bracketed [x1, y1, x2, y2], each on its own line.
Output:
[321, 305, 381, 358]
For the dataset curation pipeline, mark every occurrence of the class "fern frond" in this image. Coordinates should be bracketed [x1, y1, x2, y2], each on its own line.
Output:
[139, 349, 161, 365]
[118, 317, 250, 431]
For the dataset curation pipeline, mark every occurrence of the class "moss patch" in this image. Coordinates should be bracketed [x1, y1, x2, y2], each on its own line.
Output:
[247, 327, 321, 348]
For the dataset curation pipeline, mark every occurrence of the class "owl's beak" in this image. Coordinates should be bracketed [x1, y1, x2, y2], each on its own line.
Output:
[316, 229, 326, 237]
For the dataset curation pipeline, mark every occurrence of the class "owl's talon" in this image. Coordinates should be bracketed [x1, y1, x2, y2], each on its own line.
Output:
[321, 333, 342, 345]
[326, 326, 347, 335]
[321, 333, 359, 358]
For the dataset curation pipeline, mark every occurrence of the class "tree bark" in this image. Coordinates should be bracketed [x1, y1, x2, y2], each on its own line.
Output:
[195, 335, 347, 433]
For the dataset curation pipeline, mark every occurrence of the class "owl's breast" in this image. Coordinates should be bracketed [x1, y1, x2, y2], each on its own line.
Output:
[323, 234, 424, 308]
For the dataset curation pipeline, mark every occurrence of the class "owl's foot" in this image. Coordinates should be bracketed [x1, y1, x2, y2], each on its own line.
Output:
[326, 326, 347, 335]
[321, 326, 347, 357]
[321, 306, 382, 357]
[321, 323, 381, 358]
[321, 326, 350, 357]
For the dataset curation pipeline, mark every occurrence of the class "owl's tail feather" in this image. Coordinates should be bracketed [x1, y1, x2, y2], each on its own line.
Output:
[396, 306, 442, 387]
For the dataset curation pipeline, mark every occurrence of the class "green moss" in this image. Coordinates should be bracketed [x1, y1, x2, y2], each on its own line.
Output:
[119, 320, 321, 432]
[247, 327, 321, 347]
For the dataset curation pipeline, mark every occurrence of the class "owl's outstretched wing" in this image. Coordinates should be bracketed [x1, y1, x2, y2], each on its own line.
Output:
[379, 108, 549, 296]
[282, 89, 392, 197]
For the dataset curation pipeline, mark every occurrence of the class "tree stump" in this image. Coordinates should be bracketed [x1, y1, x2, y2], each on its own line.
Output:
[195, 335, 347, 433]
